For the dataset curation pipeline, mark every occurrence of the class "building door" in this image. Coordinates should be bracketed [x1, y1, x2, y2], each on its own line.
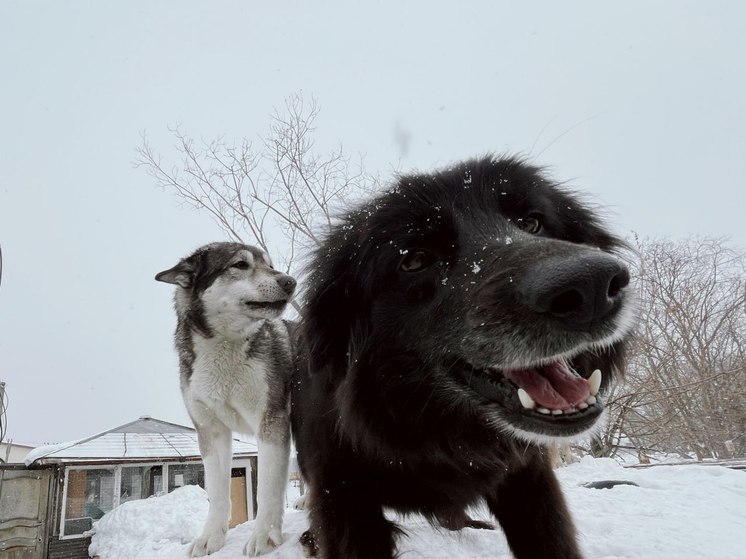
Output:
[229, 468, 248, 528]
[0, 467, 53, 559]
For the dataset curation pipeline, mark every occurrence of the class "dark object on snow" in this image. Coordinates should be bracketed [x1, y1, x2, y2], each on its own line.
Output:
[583, 480, 639, 490]
[435, 510, 495, 531]
[291, 156, 636, 559]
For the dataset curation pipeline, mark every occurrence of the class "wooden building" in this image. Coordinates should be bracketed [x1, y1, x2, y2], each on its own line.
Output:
[0, 416, 257, 559]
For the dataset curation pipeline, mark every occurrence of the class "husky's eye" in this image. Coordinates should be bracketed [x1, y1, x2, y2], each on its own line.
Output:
[231, 261, 250, 270]
[399, 250, 438, 273]
[517, 214, 542, 234]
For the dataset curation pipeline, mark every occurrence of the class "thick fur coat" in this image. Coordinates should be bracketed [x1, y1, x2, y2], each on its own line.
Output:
[291, 157, 636, 559]
[157, 242, 297, 557]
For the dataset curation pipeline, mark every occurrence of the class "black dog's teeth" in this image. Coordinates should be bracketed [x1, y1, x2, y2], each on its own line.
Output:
[529, 398, 600, 417]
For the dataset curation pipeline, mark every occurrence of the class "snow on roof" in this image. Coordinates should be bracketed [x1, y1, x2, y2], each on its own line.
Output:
[25, 416, 257, 465]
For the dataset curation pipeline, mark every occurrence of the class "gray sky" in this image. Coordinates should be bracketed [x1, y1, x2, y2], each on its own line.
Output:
[1, 1, 744, 444]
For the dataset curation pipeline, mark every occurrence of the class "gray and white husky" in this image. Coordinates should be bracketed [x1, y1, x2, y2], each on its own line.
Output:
[156, 242, 297, 557]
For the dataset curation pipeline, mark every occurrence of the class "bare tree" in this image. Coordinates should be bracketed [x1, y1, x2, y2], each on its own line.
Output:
[135, 92, 375, 275]
[593, 236, 746, 461]
[138, 105, 746, 462]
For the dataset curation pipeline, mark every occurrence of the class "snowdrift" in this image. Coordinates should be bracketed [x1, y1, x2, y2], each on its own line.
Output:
[89, 457, 746, 559]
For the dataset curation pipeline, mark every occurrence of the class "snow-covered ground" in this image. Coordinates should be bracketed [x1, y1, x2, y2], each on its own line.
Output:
[89, 457, 746, 559]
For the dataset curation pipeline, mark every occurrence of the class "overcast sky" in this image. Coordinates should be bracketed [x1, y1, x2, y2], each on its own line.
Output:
[1, 1, 744, 445]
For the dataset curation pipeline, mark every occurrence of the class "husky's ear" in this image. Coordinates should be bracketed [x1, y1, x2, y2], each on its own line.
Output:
[155, 261, 194, 289]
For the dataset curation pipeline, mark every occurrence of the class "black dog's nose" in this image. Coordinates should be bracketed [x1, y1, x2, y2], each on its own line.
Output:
[277, 274, 297, 295]
[520, 252, 629, 331]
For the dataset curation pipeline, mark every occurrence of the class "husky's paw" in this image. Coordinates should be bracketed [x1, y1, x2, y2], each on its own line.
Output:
[244, 526, 282, 556]
[190, 530, 226, 557]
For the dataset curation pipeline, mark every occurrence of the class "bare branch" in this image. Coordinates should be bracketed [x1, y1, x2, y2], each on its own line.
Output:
[597, 236, 746, 460]
[135, 91, 376, 281]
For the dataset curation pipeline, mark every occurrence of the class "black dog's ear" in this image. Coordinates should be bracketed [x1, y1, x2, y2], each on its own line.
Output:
[304, 274, 353, 376]
[155, 260, 194, 289]
[304, 232, 365, 380]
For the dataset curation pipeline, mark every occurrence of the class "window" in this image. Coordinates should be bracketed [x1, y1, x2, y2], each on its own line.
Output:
[63, 469, 115, 536]
[60, 461, 231, 539]
[168, 463, 204, 491]
[121, 465, 163, 502]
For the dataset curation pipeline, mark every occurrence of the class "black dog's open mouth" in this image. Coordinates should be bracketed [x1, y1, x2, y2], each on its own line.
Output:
[456, 357, 603, 430]
[244, 300, 289, 312]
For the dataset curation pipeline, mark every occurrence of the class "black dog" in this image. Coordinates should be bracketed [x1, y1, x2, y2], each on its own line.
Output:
[291, 157, 635, 559]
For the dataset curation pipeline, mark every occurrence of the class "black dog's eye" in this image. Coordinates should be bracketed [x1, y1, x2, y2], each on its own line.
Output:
[231, 261, 250, 270]
[399, 250, 438, 273]
[517, 215, 542, 234]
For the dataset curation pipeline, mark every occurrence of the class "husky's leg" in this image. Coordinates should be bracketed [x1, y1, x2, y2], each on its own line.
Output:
[191, 419, 233, 557]
[245, 418, 290, 556]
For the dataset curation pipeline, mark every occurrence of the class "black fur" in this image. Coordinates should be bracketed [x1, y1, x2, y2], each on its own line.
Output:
[291, 157, 634, 559]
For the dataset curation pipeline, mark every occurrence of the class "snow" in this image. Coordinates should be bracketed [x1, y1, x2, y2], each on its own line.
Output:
[24, 437, 89, 465]
[89, 486, 208, 558]
[89, 457, 746, 559]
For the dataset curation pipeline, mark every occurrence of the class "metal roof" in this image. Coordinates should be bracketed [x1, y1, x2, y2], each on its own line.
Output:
[25, 416, 257, 465]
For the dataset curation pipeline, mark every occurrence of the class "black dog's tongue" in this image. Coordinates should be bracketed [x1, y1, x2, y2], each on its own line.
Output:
[502, 359, 590, 409]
